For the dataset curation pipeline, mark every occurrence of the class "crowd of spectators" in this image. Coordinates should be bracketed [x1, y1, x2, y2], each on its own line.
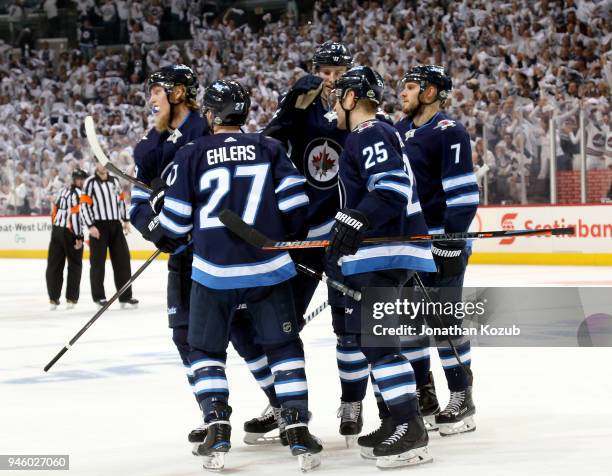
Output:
[0, 0, 610, 215]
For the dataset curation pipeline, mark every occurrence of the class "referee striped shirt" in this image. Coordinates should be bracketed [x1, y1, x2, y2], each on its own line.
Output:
[80, 173, 127, 227]
[52, 186, 83, 238]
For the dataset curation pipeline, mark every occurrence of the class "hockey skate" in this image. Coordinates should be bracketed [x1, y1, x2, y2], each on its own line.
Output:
[243, 405, 283, 445]
[49, 300, 60, 311]
[418, 371, 440, 431]
[337, 400, 363, 447]
[282, 408, 322, 472]
[120, 298, 139, 310]
[373, 416, 432, 469]
[196, 403, 232, 471]
[357, 416, 394, 460]
[436, 386, 476, 436]
[189, 422, 207, 456]
[66, 300, 77, 310]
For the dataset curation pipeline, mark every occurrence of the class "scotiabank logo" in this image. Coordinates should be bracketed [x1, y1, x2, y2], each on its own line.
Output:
[499, 213, 518, 245]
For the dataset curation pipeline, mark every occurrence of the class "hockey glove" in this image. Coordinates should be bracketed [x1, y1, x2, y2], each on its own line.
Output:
[282, 75, 323, 111]
[431, 240, 466, 278]
[327, 209, 370, 260]
[142, 215, 189, 254]
[149, 178, 167, 215]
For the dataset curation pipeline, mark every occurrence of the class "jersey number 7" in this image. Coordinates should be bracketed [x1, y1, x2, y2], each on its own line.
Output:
[199, 164, 270, 229]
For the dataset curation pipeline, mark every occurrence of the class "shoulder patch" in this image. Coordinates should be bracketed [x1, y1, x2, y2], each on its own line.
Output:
[355, 120, 377, 133]
[433, 119, 456, 131]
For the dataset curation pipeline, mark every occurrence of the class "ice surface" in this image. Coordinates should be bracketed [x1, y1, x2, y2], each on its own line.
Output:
[1, 259, 611, 475]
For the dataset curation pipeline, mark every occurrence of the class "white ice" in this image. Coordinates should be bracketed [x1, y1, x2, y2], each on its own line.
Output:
[1, 259, 611, 476]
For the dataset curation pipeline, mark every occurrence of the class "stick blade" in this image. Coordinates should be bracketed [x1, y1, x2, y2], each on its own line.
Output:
[84, 115, 109, 166]
[218, 209, 269, 248]
[551, 227, 575, 236]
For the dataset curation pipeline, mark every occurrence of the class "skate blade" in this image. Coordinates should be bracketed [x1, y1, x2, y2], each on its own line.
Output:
[243, 431, 281, 445]
[423, 414, 439, 431]
[359, 446, 376, 460]
[438, 416, 476, 436]
[202, 452, 226, 472]
[344, 435, 358, 448]
[375, 446, 432, 469]
[192, 442, 202, 456]
[298, 453, 321, 472]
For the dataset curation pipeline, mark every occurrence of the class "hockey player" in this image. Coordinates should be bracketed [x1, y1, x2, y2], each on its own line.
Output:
[46, 168, 87, 310]
[264, 41, 368, 443]
[395, 65, 478, 436]
[130, 66, 282, 452]
[327, 66, 437, 468]
[158, 80, 321, 471]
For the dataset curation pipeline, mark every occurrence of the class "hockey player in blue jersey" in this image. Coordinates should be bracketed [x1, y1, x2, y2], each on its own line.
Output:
[265, 41, 372, 443]
[158, 80, 322, 471]
[327, 66, 437, 468]
[395, 65, 479, 436]
[130, 66, 286, 451]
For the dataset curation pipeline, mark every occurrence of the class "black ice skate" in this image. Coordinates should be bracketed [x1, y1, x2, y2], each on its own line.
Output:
[373, 416, 432, 469]
[188, 422, 207, 456]
[418, 371, 440, 431]
[357, 416, 395, 460]
[197, 402, 232, 471]
[243, 405, 283, 445]
[337, 400, 363, 447]
[282, 408, 322, 472]
[435, 386, 476, 436]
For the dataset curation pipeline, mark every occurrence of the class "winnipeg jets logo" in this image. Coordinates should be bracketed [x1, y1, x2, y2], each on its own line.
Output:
[304, 138, 341, 190]
[167, 128, 183, 143]
[404, 129, 416, 140]
[434, 119, 456, 130]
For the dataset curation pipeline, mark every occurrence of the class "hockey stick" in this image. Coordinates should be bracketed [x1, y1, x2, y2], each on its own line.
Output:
[304, 300, 328, 324]
[43, 249, 162, 372]
[413, 273, 473, 384]
[296, 263, 361, 301]
[84, 116, 152, 193]
[218, 209, 575, 250]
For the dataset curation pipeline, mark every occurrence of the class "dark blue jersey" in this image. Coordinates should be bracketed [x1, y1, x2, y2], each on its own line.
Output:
[337, 119, 436, 276]
[395, 112, 478, 234]
[160, 132, 309, 290]
[264, 75, 348, 239]
[129, 111, 209, 235]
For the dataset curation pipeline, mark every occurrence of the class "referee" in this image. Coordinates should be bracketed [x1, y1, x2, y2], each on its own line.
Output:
[46, 168, 87, 310]
[81, 161, 138, 308]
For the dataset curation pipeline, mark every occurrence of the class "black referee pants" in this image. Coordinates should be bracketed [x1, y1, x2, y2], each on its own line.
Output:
[46, 226, 83, 302]
[89, 221, 133, 302]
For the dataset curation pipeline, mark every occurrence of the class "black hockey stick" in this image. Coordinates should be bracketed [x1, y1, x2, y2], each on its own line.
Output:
[218, 209, 575, 250]
[43, 249, 162, 372]
[413, 273, 473, 384]
[84, 116, 153, 193]
[296, 263, 361, 301]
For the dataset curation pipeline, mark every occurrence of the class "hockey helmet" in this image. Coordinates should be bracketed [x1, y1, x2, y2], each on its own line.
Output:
[203, 80, 250, 126]
[312, 41, 353, 68]
[72, 168, 88, 181]
[401, 65, 453, 101]
[333, 66, 385, 105]
[146, 64, 199, 101]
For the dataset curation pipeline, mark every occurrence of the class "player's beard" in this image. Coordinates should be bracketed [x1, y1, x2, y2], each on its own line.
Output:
[403, 99, 421, 119]
[154, 107, 171, 133]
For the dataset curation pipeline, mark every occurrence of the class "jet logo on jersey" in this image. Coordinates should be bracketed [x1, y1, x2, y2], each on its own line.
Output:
[304, 137, 341, 189]
[167, 128, 183, 143]
[404, 129, 416, 140]
[434, 119, 456, 130]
